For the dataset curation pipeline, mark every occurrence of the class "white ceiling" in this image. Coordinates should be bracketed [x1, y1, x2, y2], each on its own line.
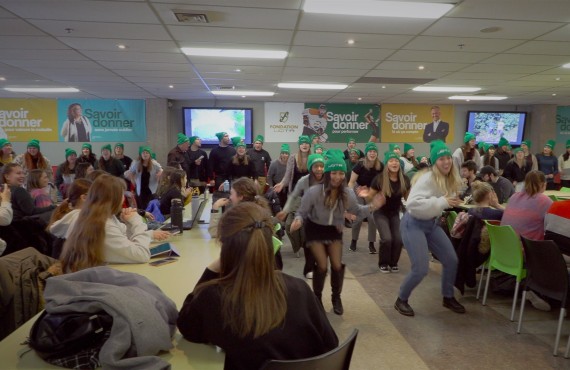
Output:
[0, 0, 570, 104]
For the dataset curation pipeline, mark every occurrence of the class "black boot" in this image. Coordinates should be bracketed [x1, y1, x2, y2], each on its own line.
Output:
[312, 269, 327, 306]
[331, 264, 345, 315]
[349, 240, 357, 252]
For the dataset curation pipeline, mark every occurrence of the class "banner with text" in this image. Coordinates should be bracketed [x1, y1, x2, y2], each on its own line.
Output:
[0, 99, 58, 141]
[58, 99, 146, 142]
[264, 102, 380, 143]
[556, 106, 570, 146]
[381, 104, 455, 143]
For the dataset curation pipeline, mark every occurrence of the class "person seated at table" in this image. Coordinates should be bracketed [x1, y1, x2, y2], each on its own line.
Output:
[459, 160, 478, 200]
[159, 168, 190, 216]
[27, 169, 55, 208]
[59, 174, 151, 273]
[74, 162, 94, 180]
[501, 170, 553, 240]
[467, 181, 504, 221]
[479, 165, 515, 204]
[544, 199, 570, 256]
[177, 202, 338, 370]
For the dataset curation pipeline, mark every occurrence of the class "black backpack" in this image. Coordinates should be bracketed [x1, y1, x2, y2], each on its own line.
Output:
[28, 310, 113, 362]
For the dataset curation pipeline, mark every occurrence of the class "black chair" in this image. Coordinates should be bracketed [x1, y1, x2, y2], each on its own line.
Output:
[517, 237, 570, 356]
[261, 329, 358, 370]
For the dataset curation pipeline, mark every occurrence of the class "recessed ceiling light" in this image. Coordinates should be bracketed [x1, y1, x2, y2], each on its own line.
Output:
[116, 44, 127, 49]
[563, 63, 570, 69]
[181, 47, 287, 59]
[241, 95, 246, 98]
[448, 95, 507, 101]
[552, 93, 557, 96]
[211, 91, 274, 97]
[4, 87, 79, 93]
[347, 39, 355, 45]
[303, 0, 454, 19]
[169, 85, 174, 88]
[418, 65, 425, 70]
[278, 83, 348, 90]
[555, 77, 561, 81]
[413, 86, 481, 92]
[0, 77, 5, 81]
[358, 97, 362, 101]
[382, 85, 386, 89]
[234, 69, 242, 72]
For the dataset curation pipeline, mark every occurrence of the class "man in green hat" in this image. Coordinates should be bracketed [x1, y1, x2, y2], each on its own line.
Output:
[187, 136, 209, 191]
[99, 144, 125, 178]
[209, 131, 236, 191]
[167, 133, 191, 175]
[248, 134, 272, 194]
[267, 144, 290, 207]
[423, 105, 449, 143]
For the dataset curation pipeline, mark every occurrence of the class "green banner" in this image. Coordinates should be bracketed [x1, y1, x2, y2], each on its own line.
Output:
[556, 106, 570, 146]
[303, 103, 380, 144]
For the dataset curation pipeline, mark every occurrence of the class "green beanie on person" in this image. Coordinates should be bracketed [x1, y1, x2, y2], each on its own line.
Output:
[101, 144, 112, 153]
[189, 136, 199, 145]
[65, 148, 77, 159]
[280, 144, 290, 154]
[403, 143, 414, 154]
[384, 151, 400, 165]
[430, 141, 452, 164]
[364, 142, 378, 154]
[545, 139, 556, 150]
[298, 135, 311, 146]
[566, 139, 570, 149]
[139, 145, 152, 156]
[464, 132, 476, 143]
[0, 139, 10, 149]
[27, 139, 40, 149]
[82, 143, 92, 151]
[314, 144, 324, 153]
[324, 155, 347, 173]
[349, 148, 361, 156]
[521, 140, 531, 148]
[177, 133, 189, 145]
[115, 143, 124, 149]
[346, 137, 356, 145]
[512, 148, 523, 155]
[254, 135, 264, 144]
[308, 154, 324, 170]
[231, 137, 244, 147]
[498, 137, 509, 148]
[324, 148, 344, 161]
[430, 139, 444, 150]
[389, 143, 400, 152]
[215, 132, 227, 141]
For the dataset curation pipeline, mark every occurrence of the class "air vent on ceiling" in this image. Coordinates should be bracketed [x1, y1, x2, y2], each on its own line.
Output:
[173, 11, 209, 23]
[355, 77, 436, 85]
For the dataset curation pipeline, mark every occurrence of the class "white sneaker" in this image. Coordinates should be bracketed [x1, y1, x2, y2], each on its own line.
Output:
[526, 291, 551, 311]
[305, 272, 313, 279]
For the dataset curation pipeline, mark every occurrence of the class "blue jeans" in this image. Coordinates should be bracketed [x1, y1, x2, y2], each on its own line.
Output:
[399, 212, 458, 301]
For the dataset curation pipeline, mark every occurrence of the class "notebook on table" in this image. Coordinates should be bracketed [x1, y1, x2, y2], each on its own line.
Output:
[150, 242, 180, 258]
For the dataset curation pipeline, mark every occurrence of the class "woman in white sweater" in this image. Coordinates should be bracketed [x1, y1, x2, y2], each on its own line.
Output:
[452, 132, 481, 172]
[395, 141, 466, 317]
[59, 174, 151, 273]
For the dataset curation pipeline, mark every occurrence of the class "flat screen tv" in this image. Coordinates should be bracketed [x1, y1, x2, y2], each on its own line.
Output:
[467, 111, 528, 145]
[182, 107, 253, 146]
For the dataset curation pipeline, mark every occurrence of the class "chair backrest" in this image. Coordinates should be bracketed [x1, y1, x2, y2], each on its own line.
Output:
[560, 187, 570, 193]
[521, 237, 569, 304]
[548, 194, 559, 201]
[484, 221, 525, 280]
[261, 329, 358, 370]
[446, 211, 458, 233]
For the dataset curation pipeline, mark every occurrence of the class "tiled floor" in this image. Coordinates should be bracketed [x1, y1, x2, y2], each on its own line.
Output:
[281, 223, 570, 370]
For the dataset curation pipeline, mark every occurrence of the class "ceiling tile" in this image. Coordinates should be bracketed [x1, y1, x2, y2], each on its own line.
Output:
[374, 61, 469, 72]
[289, 46, 393, 60]
[0, 49, 87, 61]
[506, 41, 570, 56]
[447, 0, 570, 22]
[387, 50, 492, 64]
[170, 26, 293, 45]
[81, 50, 187, 64]
[298, 13, 433, 34]
[293, 31, 412, 49]
[286, 58, 378, 69]
[403, 36, 524, 53]
[152, 1, 302, 9]
[538, 24, 570, 42]
[0, 19, 46, 35]
[58, 37, 180, 53]
[29, 20, 171, 40]
[0, 36, 70, 50]
[283, 67, 369, 77]
[482, 54, 570, 66]
[423, 18, 564, 39]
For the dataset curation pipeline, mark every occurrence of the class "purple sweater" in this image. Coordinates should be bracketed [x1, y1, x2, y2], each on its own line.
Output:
[501, 192, 553, 240]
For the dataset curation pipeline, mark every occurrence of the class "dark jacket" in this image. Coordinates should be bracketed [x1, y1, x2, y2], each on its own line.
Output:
[98, 157, 125, 178]
[247, 148, 272, 177]
[454, 216, 488, 295]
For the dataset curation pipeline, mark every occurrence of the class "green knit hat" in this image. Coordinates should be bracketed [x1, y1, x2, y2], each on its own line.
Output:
[347, 137, 356, 145]
[215, 132, 227, 141]
[513, 148, 523, 155]
[545, 139, 556, 150]
[566, 139, 570, 149]
[177, 133, 189, 145]
[364, 142, 378, 154]
[389, 143, 400, 152]
[314, 144, 324, 153]
[430, 142, 452, 164]
[231, 137, 242, 147]
[349, 148, 361, 156]
[27, 139, 40, 149]
[101, 144, 112, 153]
[464, 132, 476, 143]
[521, 140, 531, 148]
[139, 145, 152, 155]
[65, 148, 77, 159]
[114, 143, 124, 149]
[82, 143, 92, 150]
[298, 135, 311, 146]
[403, 143, 414, 154]
[498, 137, 509, 147]
[417, 155, 426, 163]
[310, 134, 318, 142]
[384, 151, 400, 165]
[280, 144, 290, 154]
[0, 139, 11, 149]
[308, 154, 325, 170]
[324, 148, 344, 161]
[189, 136, 199, 145]
[482, 143, 495, 153]
[324, 155, 346, 173]
[430, 139, 444, 150]
[254, 135, 264, 144]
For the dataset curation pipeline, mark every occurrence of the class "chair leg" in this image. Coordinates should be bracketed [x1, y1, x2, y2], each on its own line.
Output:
[476, 264, 486, 300]
[555, 308, 565, 357]
[510, 280, 520, 321]
[517, 290, 527, 333]
[482, 267, 492, 306]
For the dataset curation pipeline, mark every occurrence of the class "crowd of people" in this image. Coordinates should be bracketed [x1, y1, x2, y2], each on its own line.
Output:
[1, 131, 570, 367]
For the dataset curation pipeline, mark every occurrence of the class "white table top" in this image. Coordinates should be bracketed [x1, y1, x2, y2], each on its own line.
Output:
[0, 203, 225, 369]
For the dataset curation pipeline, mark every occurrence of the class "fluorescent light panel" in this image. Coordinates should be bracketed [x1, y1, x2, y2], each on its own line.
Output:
[4, 87, 79, 93]
[303, 0, 454, 19]
[562, 63, 570, 68]
[211, 91, 274, 97]
[413, 86, 481, 92]
[181, 47, 287, 59]
[449, 95, 507, 101]
[278, 83, 348, 90]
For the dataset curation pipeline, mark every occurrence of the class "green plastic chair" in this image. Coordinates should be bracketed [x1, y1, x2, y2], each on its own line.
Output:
[446, 211, 458, 235]
[560, 187, 570, 193]
[481, 221, 527, 321]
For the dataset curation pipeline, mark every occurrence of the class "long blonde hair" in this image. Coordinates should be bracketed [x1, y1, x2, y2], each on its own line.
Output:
[196, 202, 286, 338]
[60, 174, 126, 273]
[295, 151, 309, 172]
[432, 159, 462, 195]
[381, 164, 409, 198]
